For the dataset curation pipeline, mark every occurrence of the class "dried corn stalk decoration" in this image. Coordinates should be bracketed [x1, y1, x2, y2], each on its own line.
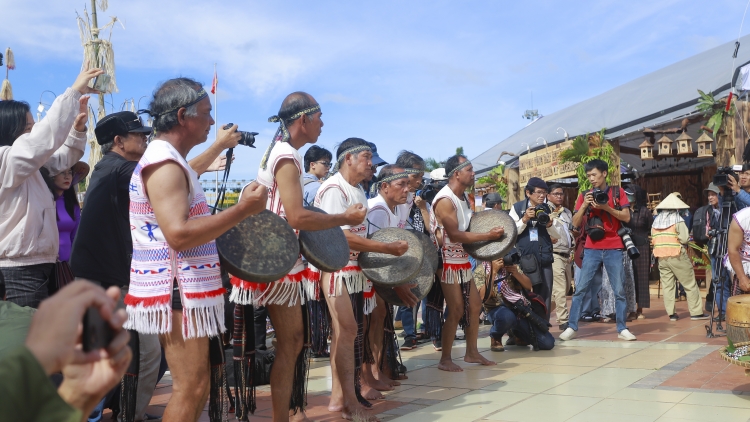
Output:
[76, 5, 121, 182]
[1, 47, 15, 100]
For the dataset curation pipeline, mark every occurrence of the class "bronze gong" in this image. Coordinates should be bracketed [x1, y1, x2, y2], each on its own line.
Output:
[375, 230, 438, 306]
[359, 227, 424, 286]
[463, 209, 518, 261]
[216, 210, 299, 283]
[299, 206, 350, 272]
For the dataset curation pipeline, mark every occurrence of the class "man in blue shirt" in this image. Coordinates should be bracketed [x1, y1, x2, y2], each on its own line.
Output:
[728, 165, 750, 210]
[302, 145, 333, 205]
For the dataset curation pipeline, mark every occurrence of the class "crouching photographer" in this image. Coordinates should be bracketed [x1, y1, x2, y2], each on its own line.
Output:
[486, 251, 555, 351]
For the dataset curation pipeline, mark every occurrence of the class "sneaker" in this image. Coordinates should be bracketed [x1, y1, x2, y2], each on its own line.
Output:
[559, 322, 569, 331]
[580, 313, 593, 322]
[691, 314, 710, 320]
[432, 339, 442, 351]
[618, 329, 637, 341]
[669, 314, 678, 321]
[400, 338, 417, 350]
[559, 327, 577, 341]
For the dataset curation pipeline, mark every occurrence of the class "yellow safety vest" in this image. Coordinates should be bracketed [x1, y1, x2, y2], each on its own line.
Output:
[651, 225, 681, 258]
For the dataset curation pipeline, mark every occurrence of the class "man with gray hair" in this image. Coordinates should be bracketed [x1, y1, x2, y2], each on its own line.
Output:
[125, 77, 269, 421]
[69, 108, 239, 421]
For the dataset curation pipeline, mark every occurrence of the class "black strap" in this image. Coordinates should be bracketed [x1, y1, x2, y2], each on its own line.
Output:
[212, 148, 234, 214]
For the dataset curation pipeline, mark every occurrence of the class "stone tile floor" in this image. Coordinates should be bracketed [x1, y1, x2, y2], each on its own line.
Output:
[114, 293, 750, 421]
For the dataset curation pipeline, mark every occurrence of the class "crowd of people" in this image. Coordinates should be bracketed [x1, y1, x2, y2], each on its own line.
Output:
[1, 67, 750, 422]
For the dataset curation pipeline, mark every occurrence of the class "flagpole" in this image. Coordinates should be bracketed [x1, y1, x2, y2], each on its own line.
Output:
[214, 63, 218, 200]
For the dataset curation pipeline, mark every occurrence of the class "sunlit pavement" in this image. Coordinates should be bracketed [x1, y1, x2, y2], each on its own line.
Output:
[117, 290, 750, 421]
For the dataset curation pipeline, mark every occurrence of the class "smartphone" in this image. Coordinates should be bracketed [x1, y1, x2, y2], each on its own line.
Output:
[82, 306, 115, 352]
[88, 73, 111, 93]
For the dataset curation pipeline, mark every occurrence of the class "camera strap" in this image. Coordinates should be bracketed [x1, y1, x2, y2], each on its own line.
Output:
[211, 148, 234, 214]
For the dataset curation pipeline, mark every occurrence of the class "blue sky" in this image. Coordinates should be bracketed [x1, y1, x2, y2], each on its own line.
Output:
[3, 0, 750, 181]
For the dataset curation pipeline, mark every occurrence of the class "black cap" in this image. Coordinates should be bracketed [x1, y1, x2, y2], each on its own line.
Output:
[485, 192, 504, 203]
[94, 111, 152, 145]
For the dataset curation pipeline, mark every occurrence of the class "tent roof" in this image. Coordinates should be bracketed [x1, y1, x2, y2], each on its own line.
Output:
[472, 35, 750, 174]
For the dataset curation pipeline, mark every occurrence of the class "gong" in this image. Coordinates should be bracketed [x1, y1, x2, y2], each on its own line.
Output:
[216, 210, 299, 283]
[375, 230, 438, 306]
[463, 209, 518, 261]
[359, 228, 423, 286]
[299, 206, 350, 272]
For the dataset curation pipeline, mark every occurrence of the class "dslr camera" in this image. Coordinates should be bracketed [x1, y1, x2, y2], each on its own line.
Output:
[592, 187, 609, 205]
[223, 123, 257, 148]
[617, 227, 640, 259]
[502, 251, 521, 266]
[713, 166, 742, 187]
[417, 179, 447, 203]
[531, 203, 552, 225]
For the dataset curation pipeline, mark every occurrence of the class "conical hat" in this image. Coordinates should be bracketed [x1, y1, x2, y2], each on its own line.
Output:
[655, 192, 689, 210]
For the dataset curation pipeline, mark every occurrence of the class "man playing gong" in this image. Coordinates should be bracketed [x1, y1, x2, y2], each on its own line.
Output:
[230, 92, 366, 422]
[125, 78, 269, 421]
[364, 164, 420, 398]
[314, 138, 408, 420]
[432, 155, 504, 372]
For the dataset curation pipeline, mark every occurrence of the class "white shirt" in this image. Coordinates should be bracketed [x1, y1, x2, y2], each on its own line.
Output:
[315, 172, 369, 263]
[367, 194, 409, 234]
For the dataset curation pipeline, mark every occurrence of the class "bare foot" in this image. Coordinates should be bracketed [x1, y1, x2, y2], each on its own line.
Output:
[437, 359, 463, 372]
[364, 375, 394, 392]
[372, 367, 401, 387]
[342, 406, 381, 421]
[328, 400, 344, 413]
[361, 384, 385, 400]
[464, 353, 496, 366]
[290, 409, 312, 422]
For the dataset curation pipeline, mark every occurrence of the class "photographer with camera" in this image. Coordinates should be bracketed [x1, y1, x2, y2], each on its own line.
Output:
[487, 251, 555, 351]
[651, 194, 710, 321]
[509, 177, 554, 318]
[726, 164, 750, 210]
[547, 184, 574, 330]
[561, 159, 636, 341]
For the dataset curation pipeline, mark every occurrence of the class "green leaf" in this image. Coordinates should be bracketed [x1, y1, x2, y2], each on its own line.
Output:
[728, 337, 736, 354]
[738, 355, 750, 361]
[707, 113, 722, 136]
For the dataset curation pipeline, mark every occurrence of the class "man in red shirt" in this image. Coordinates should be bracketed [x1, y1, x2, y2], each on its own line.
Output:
[560, 159, 637, 341]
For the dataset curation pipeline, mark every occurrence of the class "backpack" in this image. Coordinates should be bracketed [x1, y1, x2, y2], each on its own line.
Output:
[692, 204, 712, 245]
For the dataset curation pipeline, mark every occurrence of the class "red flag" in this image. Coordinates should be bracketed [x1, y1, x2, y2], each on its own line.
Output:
[211, 70, 218, 94]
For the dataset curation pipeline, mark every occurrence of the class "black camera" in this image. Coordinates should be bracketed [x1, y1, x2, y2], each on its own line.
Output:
[508, 300, 551, 333]
[417, 180, 447, 203]
[532, 203, 552, 225]
[503, 251, 521, 266]
[223, 123, 257, 148]
[714, 166, 737, 187]
[592, 187, 609, 205]
[617, 227, 640, 259]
